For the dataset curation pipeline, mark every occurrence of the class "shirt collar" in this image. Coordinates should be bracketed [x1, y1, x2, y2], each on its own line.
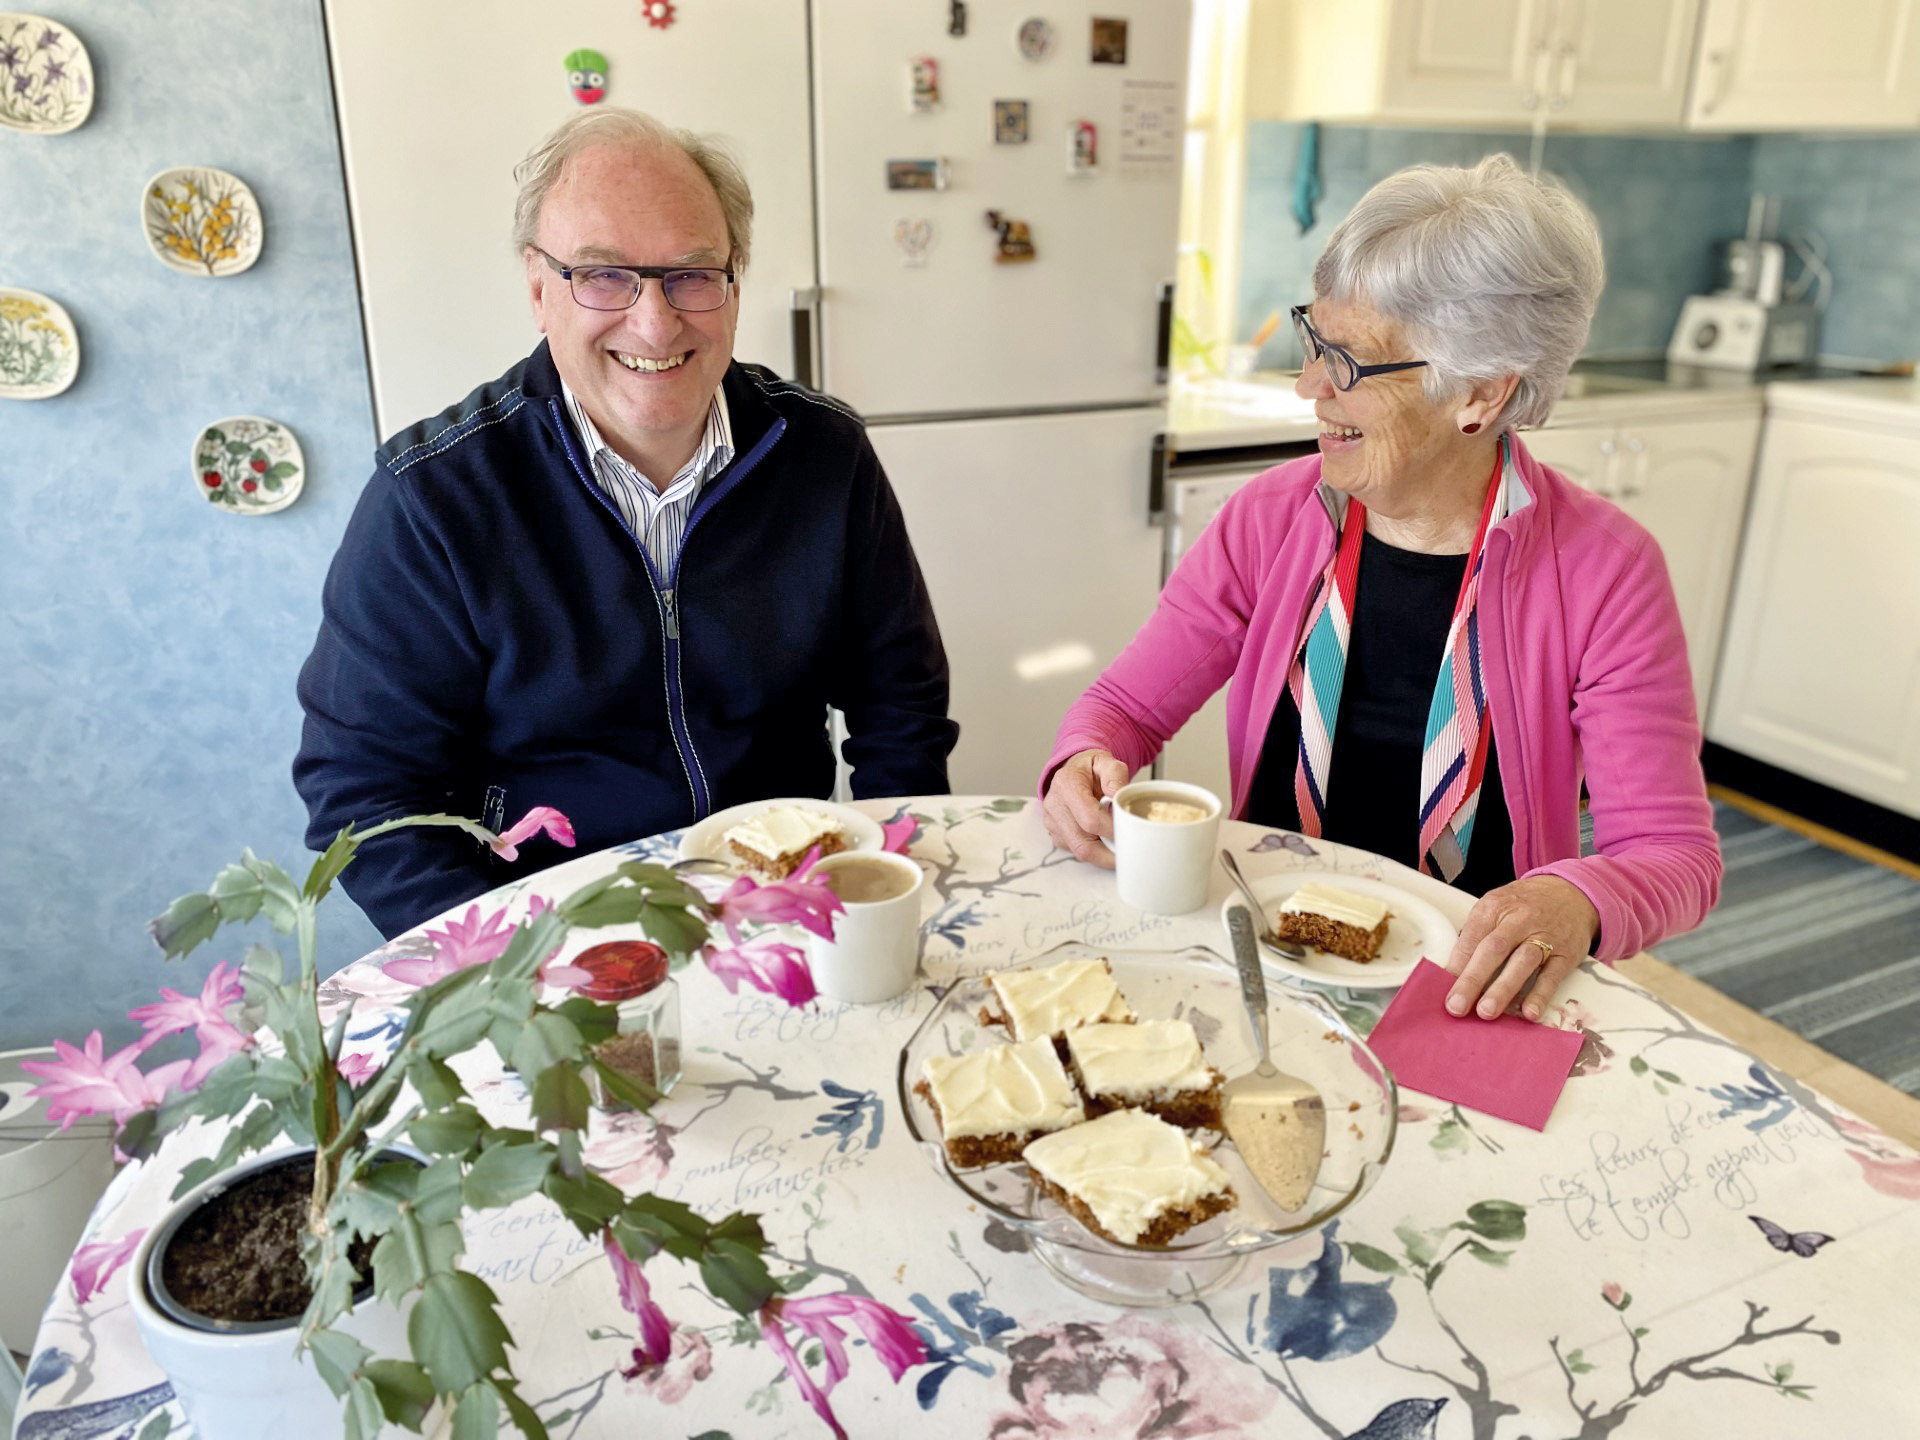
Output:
[559, 380, 733, 489]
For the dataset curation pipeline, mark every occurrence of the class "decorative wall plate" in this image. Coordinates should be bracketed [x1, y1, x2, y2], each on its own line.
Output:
[0, 14, 94, 134]
[0, 286, 79, 399]
[143, 167, 264, 278]
[191, 417, 304, 515]
[1015, 17, 1053, 60]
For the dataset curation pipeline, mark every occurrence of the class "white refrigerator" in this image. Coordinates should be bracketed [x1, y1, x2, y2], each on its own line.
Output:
[326, 0, 1191, 796]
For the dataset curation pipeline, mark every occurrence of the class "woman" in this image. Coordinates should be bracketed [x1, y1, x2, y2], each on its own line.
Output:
[1041, 155, 1720, 1024]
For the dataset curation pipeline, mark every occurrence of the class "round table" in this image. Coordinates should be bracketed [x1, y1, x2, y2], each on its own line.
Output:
[18, 797, 1920, 1439]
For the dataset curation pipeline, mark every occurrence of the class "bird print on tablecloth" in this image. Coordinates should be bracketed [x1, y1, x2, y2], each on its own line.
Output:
[1345, 1397, 1447, 1440]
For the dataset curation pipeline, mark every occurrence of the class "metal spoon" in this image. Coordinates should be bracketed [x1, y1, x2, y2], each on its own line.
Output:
[1217, 849, 1307, 960]
[668, 856, 733, 875]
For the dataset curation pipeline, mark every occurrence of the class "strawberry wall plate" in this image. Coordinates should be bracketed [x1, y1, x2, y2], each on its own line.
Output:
[191, 416, 304, 515]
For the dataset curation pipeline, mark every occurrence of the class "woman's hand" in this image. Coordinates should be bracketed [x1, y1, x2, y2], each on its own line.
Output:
[1443, 875, 1600, 1023]
[1041, 749, 1133, 869]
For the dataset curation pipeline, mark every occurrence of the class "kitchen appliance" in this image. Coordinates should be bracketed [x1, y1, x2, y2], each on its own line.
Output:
[1667, 193, 1820, 371]
[325, 0, 1191, 795]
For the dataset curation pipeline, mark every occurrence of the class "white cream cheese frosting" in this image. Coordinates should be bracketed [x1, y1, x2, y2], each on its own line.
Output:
[988, 959, 1134, 1041]
[1066, 1020, 1215, 1100]
[1278, 882, 1391, 930]
[921, 1038, 1085, 1140]
[724, 806, 843, 859]
[1022, 1108, 1233, 1244]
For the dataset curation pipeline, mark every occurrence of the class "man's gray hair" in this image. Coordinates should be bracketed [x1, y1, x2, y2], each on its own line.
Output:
[511, 107, 755, 273]
[1311, 154, 1603, 431]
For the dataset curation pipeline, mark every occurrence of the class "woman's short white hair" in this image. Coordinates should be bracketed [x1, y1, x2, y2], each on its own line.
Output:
[511, 107, 755, 273]
[1311, 154, 1603, 430]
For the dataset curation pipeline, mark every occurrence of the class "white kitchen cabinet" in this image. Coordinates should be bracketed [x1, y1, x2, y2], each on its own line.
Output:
[1250, 0, 1697, 129]
[1685, 0, 1920, 131]
[1524, 406, 1761, 717]
[1708, 391, 1920, 818]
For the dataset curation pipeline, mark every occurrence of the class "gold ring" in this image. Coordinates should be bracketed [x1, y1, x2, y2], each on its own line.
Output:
[1524, 936, 1555, 961]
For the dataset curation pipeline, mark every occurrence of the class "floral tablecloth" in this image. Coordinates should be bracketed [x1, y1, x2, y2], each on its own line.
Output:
[18, 798, 1920, 1440]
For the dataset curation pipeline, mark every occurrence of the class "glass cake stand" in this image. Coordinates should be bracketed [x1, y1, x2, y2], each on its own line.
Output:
[897, 943, 1397, 1307]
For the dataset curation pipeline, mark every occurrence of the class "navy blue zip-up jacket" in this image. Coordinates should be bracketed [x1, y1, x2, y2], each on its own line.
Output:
[294, 343, 956, 937]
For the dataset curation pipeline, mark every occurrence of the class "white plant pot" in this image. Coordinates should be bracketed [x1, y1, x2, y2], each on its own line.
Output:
[128, 1145, 418, 1440]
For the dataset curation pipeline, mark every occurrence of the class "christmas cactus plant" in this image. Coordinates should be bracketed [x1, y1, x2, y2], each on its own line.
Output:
[27, 807, 927, 1439]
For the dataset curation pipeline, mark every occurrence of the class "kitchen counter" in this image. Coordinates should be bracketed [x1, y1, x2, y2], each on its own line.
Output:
[1165, 359, 1881, 455]
[1766, 375, 1920, 433]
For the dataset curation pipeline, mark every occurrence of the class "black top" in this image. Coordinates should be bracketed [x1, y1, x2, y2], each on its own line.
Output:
[1244, 531, 1516, 897]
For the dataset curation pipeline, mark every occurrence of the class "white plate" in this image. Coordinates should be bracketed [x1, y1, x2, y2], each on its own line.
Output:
[677, 798, 884, 870]
[1219, 870, 1458, 991]
[190, 415, 305, 515]
[142, 166, 264, 277]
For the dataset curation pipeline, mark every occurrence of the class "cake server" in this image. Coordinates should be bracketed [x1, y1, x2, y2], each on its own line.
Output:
[1222, 904, 1326, 1212]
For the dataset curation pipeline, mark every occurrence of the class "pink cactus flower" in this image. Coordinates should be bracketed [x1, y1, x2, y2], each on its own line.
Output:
[709, 865, 843, 945]
[605, 1230, 674, 1372]
[71, 1229, 147, 1305]
[128, 960, 251, 1088]
[759, 1292, 928, 1439]
[384, 897, 554, 986]
[490, 806, 576, 862]
[631, 1326, 713, 1404]
[22, 1032, 189, 1131]
[880, 812, 919, 855]
[336, 1050, 380, 1087]
[703, 937, 819, 1008]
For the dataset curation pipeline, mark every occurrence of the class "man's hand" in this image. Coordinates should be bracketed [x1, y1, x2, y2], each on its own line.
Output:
[1443, 874, 1600, 1023]
[1041, 749, 1133, 869]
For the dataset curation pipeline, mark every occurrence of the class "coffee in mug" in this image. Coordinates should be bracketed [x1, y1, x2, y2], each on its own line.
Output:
[821, 855, 917, 904]
[1121, 793, 1212, 825]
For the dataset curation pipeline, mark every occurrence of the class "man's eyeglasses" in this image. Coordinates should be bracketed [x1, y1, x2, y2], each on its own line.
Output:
[1291, 305, 1429, 391]
[537, 248, 736, 313]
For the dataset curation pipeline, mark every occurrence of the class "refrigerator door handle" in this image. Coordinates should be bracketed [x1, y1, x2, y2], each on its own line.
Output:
[1148, 433, 1171, 528]
[789, 286, 821, 390]
[1153, 282, 1175, 386]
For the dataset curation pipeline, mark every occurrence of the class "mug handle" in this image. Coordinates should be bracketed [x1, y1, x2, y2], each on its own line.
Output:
[1097, 794, 1115, 851]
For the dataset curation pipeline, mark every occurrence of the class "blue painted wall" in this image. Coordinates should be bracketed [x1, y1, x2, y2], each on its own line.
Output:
[0, 0, 383, 1054]
[1240, 123, 1920, 371]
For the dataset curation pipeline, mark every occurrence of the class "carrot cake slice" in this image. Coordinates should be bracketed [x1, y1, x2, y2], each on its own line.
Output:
[1065, 1020, 1223, 1130]
[1275, 883, 1393, 963]
[917, 1038, 1087, 1169]
[1022, 1108, 1236, 1248]
[980, 958, 1135, 1043]
[724, 806, 848, 878]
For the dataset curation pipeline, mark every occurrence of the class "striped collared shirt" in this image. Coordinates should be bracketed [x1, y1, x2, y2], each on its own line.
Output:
[561, 381, 734, 574]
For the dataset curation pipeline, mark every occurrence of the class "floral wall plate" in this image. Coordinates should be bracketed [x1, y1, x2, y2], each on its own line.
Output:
[0, 14, 94, 134]
[191, 417, 304, 515]
[144, 167, 264, 277]
[0, 286, 79, 399]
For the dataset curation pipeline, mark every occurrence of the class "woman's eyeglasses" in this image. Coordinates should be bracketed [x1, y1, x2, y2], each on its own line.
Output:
[537, 248, 735, 313]
[1291, 305, 1429, 391]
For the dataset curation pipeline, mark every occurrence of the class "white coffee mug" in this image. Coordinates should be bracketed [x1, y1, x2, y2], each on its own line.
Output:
[806, 851, 926, 1004]
[1102, 780, 1223, 915]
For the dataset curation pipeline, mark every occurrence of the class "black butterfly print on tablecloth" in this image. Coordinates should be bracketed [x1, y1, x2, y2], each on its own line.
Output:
[1749, 1214, 1835, 1257]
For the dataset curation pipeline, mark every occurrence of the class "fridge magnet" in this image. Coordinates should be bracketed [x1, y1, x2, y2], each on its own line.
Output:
[641, 0, 676, 28]
[909, 55, 940, 112]
[894, 218, 933, 268]
[143, 167, 263, 278]
[1067, 118, 1098, 173]
[564, 48, 608, 104]
[885, 157, 949, 191]
[1119, 79, 1180, 170]
[0, 286, 79, 400]
[1090, 16, 1129, 64]
[191, 416, 305, 516]
[0, 13, 93, 134]
[1015, 17, 1053, 61]
[985, 210, 1036, 264]
[993, 99, 1029, 144]
[948, 1, 967, 38]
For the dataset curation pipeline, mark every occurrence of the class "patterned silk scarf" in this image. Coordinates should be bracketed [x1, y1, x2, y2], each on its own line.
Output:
[1289, 438, 1517, 881]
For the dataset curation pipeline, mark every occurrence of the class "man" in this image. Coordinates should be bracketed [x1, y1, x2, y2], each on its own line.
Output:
[295, 108, 956, 937]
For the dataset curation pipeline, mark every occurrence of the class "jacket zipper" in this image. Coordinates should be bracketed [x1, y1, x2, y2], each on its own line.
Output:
[550, 398, 788, 822]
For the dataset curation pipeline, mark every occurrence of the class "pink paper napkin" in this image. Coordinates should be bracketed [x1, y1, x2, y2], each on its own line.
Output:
[1364, 959, 1584, 1131]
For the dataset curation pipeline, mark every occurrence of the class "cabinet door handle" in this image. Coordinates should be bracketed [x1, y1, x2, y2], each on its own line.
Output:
[1622, 436, 1648, 499]
[789, 287, 820, 390]
[1550, 46, 1578, 112]
[1700, 48, 1734, 116]
[1523, 38, 1552, 111]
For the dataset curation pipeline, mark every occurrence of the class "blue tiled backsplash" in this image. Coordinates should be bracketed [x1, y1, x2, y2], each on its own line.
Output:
[1240, 124, 1920, 370]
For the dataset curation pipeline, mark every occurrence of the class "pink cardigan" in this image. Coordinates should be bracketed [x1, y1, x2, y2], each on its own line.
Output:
[1042, 435, 1721, 961]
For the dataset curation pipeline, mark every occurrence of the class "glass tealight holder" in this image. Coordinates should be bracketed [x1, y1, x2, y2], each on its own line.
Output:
[573, 941, 682, 1109]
